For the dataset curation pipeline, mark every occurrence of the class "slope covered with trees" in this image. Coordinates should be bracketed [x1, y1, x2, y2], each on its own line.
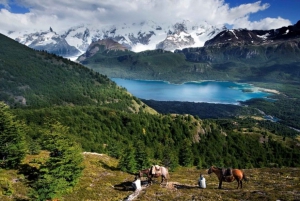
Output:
[0, 34, 146, 112]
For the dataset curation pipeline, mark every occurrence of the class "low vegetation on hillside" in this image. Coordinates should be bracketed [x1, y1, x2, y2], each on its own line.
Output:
[1, 152, 300, 201]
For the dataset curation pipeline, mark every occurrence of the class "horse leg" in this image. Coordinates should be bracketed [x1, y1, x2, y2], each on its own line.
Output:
[147, 176, 152, 186]
[236, 180, 242, 189]
[218, 180, 222, 189]
[160, 175, 165, 185]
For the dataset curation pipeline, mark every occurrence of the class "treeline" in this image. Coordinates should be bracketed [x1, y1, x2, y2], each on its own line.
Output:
[244, 95, 300, 131]
[142, 99, 300, 139]
[13, 105, 300, 172]
[141, 99, 259, 119]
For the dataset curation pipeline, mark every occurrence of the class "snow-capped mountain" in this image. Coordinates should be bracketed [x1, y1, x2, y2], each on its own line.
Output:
[156, 21, 225, 51]
[10, 27, 81, 58]
[6, 20, 225, 60]
[204, 20, 300, 47]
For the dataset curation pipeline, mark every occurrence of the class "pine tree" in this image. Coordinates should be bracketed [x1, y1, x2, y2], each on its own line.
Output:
[0, 102, 26, 169]
[31, 121, 84, 201]
[179, 139, 194, 167]
[28, 139, 41, 155]
[118, 144, 137, 174]
[135, 141, 150, 170]
[162, 148, 179, 171]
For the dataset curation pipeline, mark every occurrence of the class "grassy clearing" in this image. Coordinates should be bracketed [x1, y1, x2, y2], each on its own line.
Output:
[1, 152, 300, 201]
[64, 154, 300, 201]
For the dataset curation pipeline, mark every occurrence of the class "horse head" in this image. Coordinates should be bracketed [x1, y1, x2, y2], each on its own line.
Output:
[208, 166, 215, 174]
[138, 168, 150, 178]
[138, 170, 144, 178]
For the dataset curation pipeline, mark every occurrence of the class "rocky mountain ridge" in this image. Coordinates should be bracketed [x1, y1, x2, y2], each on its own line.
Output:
[176, 20, 300, 63]
[77, 39, 128, 62]
[204, 20, 300, 47]
[5, 20, 225, 59]
[14, 27, 80, 57]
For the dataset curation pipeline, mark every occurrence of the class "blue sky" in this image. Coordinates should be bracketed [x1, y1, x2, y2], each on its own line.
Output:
[0, 0, 298, 34]
[228, 0, 299, 24]
[1, 3, 29, 14]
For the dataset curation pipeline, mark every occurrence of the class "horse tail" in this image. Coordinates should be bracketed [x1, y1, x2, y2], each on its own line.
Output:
[166, 171, 170, 180]
[162, 167, 170, 179]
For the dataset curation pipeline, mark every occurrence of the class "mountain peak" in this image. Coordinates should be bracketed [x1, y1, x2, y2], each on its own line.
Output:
[6, 21, 225, 58]
[204, 20, 300, 47]
[77, 39, 128, 61]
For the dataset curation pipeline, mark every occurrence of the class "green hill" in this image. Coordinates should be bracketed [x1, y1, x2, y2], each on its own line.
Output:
[0, 34, 149, 112]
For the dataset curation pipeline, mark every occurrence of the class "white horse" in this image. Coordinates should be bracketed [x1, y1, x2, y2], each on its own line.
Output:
[139, 165, 169, 185]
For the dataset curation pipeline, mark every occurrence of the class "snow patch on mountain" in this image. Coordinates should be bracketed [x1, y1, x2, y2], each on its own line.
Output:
[5, 20, 225, 58]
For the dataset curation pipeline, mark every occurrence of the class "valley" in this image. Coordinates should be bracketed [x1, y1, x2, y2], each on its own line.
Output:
[76, 21, 300, 132]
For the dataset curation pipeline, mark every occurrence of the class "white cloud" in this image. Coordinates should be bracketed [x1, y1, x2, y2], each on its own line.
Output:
[0, 0, 292, 34]
[232, 17, 291, 30]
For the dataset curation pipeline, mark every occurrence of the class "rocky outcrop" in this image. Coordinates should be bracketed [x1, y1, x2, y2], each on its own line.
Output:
[77, 39, 128, 61]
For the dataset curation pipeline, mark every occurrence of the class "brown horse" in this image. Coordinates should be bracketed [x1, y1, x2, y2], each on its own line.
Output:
[138, 166, 169, 185]
[208, 166, 248, 189]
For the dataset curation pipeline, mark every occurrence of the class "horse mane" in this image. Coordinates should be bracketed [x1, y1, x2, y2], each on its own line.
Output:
[214, 166, 231, 171]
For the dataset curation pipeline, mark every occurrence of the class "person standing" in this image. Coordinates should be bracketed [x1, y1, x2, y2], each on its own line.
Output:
[198, 174, 206, 189]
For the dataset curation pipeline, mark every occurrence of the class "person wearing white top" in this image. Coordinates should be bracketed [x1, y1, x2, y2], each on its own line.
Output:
[132, 175, 142, 191]
[198, 174, 206, 189]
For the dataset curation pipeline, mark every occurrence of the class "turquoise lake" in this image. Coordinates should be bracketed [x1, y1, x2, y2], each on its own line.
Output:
[111, 78, 271, 105]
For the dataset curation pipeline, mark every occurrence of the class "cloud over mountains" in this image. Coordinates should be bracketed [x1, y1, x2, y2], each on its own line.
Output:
[0, 0, 292, 34]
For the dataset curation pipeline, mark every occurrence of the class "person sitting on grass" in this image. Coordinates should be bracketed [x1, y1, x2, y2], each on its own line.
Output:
[198, 174, 206, 189]
[132, 175, 142, 191]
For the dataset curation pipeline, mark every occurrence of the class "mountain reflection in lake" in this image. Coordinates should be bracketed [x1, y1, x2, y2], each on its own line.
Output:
[111, 78, 271, 105]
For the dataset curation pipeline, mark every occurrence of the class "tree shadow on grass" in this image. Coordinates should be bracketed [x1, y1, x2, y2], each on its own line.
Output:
[114, 181, 149, 192]
[174, 184, 199, 189]
[114, 181, 135, 191]
[13, 198, 30, 201]
[98, 160, 119, 171]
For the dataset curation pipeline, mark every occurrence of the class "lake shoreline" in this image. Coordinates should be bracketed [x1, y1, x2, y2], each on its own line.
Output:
[112, 78, 273, 104]
[111, 77, 280, 95]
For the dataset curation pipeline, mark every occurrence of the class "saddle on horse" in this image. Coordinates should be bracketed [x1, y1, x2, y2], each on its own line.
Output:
[221, 168, 233, 180]
[151, 165, 161, 176]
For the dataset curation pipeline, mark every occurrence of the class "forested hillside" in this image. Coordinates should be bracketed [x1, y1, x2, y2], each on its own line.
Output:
[0, 34, 148, 112]
[1, 33, 300, 200]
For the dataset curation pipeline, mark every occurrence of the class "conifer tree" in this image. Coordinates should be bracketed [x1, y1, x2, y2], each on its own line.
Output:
[162, 148, 179, 171]
[118, 144, 137, 173]
[135, 141, 150, 170]
[0, 102, 26, 168]
[179, 139, 194, 167]
[31, 121, 84, 201]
